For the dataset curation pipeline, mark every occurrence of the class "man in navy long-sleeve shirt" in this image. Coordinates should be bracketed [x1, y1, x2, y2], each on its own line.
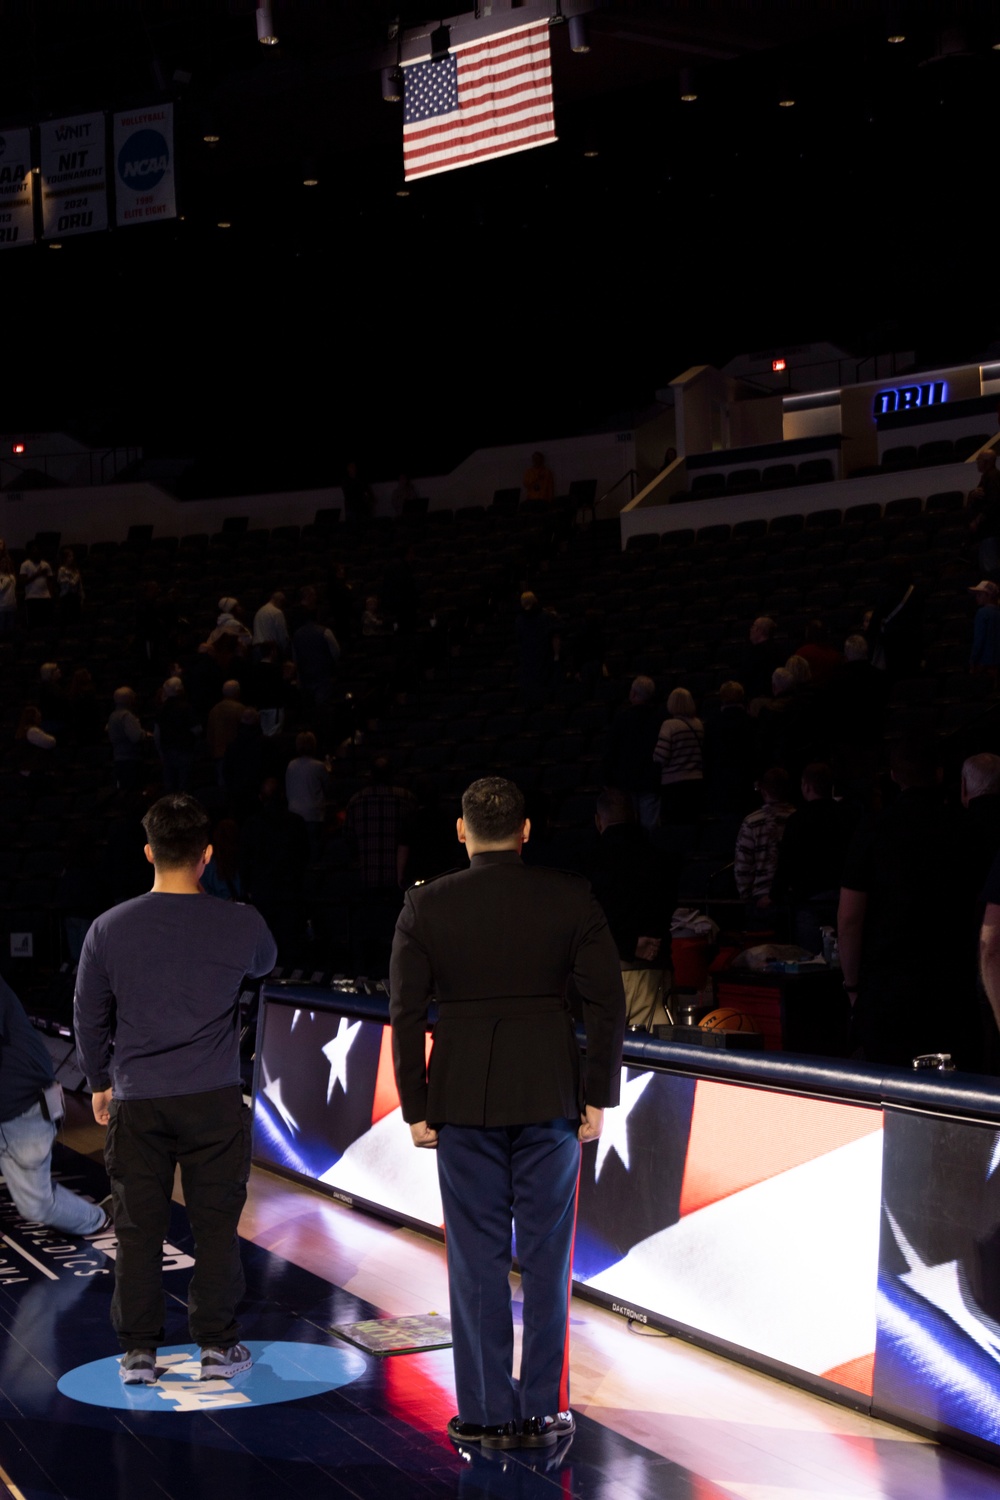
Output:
[74, 794, 277, 1386]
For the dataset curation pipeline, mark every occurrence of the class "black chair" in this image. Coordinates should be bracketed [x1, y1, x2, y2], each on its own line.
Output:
[314, 507, 341, 530]
[769, 513, 805, 536]
[881, 446, 918, 472]
[126, 524, 153, 544]
[761, 464, 796, 489]
[401, 495, 429, 518]
[844, 503, 881, 526]
[221, 516, 249, 535]
[917, 440, 955, 467]
[926, 490, 964, 513]
[884, 496, 922, 519]
[805, 508, 842, 530]
[732, 518, 767, 541]
[955, 433, 990, 461]
[491, 488, 521, 515]
[726, 469, 760, 494]
[797, 458, 834, 483]
[690, 473, 726, 498]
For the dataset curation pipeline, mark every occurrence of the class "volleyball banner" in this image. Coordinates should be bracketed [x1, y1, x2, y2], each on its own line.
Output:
[113, 103, 176, 226]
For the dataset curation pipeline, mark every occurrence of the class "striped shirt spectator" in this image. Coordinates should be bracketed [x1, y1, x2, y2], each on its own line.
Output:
[734, 768, 797, 903]
[345, 760, 416, 890]
[653, 689, 705, 785]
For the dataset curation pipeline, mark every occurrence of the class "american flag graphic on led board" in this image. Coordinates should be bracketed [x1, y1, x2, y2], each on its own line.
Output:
[402, 19, 556, 182]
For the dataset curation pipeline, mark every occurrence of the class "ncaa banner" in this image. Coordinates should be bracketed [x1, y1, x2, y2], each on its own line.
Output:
[40, 112, 107, 238]
[114, 103, 175, 226]
[0, 128, 35, 248]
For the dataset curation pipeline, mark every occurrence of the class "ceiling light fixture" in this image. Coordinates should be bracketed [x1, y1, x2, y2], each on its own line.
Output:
[887, 32, 906, 43]
[396, 186, 411, 197]
[256, 4, 278, 46]
[680, 69, 697, 102]
[568, 16, 589, 53]
[583, 148, 599, 157]
[203, 131, 220, 144]
[217, 220, 232, 229]
[779, 97, 796, 107]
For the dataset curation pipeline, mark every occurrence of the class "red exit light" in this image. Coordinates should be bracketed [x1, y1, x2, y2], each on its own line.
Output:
[772, 358, 786, 373]
[11, 443, 24, 455]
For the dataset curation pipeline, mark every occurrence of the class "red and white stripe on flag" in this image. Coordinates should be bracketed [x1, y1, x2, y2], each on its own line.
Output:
[403, 19, 556, 182]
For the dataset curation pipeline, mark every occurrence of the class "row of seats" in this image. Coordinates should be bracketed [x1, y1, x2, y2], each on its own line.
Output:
[682, 457, 835, 500]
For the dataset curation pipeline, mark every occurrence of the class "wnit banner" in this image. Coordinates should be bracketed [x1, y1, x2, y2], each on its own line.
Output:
[114, 103, 176, 226]
[40, 113, 107, 239]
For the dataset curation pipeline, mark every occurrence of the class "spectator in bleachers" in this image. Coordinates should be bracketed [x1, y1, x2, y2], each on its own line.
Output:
[106, 686, 149, 791]
[252, 591, 290, 656]
[839, 733, 981, 1068]
[739, 616, 783, 703]
[602, 675, 662, 830]
[65, 667, 104, 746]
[969, 450, 1000, 575]
[15, 706, 55, 752]
[827, 635, 888, 749]
[391, 474, 418, 516]
[772, 762, 858, 952]
[345, 756, 415, 889]
[734, 767, 796, 926]
[969, 580, 1000, 681]
[522, 451, 555, 504]
[0, 542, 15, 639]
[582, 788, 676, 1030]
[241, 776, 310, 956]
[382, 548, 419, 636]
[515, 591, 554, 710]
[327, 561, 354, 646]
[208, 596, 252, 649]
[285, 730, 331, 860]
[135, 580, 165, 667]
[866, 565, 923, 679]
[201, 819, 245, 901]
[19, 541, 53, 630]
[56, 547, 84, 627]
[794, 620, 843, 689]
[704, 680, 758, 817]
[361, 594, 391, 637]
[960, 753, 1000, 883]
[245, 640, 288, 736]
[206, 679, 246, 785]
[224, 708, 269, 815]
[38, 663, 68, 737]
[653, 687, 705, 827]
[293, 603, 341, 706]
[342, 460, 374, 525]
[156, 677, 199, 793]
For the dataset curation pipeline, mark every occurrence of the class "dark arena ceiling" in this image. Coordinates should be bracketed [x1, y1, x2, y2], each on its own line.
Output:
[0, 0, 997, 486]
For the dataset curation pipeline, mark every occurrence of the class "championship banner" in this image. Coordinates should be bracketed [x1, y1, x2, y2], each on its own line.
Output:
[113, 104, 176, 226]
[40, 113, 107, 239]
[0, 128, 35, 248]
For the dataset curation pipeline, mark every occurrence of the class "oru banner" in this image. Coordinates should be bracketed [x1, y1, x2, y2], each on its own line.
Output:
[0, 128, 34, 248]
[113, 103, 176, 227]
[39, 113, 107, 239]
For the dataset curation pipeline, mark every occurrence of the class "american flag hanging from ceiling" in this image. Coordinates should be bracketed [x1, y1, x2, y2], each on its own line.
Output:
[402, 19, 557, 182]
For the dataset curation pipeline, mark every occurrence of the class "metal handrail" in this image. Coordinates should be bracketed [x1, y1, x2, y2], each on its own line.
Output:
[597, 468, 640, 512]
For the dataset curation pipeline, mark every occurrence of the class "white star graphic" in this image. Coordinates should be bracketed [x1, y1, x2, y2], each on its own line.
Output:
[322, 1017, 362, 1102]
[990, 1131, 1000, 1178]
[886, 1208, 1000, 1366]
[594, 1067, 655, 1182]
[262, 1061, 299, 1136]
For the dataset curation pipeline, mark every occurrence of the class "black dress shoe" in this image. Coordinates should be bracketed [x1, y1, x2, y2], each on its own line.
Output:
[519, 1411, 576, 1447]
[447, 1416, 520, 1448]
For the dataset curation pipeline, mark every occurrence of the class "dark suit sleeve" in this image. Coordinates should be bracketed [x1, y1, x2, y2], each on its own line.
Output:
[572, 894, 626, 1109]
[388, 891, 434, 1123]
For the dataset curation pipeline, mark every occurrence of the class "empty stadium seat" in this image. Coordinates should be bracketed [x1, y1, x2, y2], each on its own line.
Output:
[926, 490, 964, 513]
[726, 469, 760, 494]
[690, 474, 726, 498]
[917, 440, 955, 466]
[885, 496, 922, 519]
[881, 446, 918, 472]
[761, 464, 796, 489]
[797, 458, 834, 483]
[955, 433, 990, 461]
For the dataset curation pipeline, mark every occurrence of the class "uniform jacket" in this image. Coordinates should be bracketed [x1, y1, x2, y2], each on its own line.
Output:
[389, 849, 625, 1128]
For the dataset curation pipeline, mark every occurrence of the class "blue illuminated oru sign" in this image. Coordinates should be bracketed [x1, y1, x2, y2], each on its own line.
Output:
[874, 381, 947, 418]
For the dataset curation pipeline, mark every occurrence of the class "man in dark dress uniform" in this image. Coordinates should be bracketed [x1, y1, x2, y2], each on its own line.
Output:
[389, 777, 625, 1452]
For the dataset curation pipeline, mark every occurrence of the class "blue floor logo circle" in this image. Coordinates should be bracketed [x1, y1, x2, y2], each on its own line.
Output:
[58, 1340, 367, 1412]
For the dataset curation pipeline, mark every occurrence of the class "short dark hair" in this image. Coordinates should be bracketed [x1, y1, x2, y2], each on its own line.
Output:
[801, 761, 833, 798]
[890, 732, 940, 789]
[461, 777, 525, 844]
[596, 787, 632, 824]
[756, 767, 793, 802]
[141, 794, 211, 869]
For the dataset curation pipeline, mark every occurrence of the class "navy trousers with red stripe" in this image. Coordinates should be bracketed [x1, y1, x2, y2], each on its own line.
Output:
[436, 1117, 581, 1426]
